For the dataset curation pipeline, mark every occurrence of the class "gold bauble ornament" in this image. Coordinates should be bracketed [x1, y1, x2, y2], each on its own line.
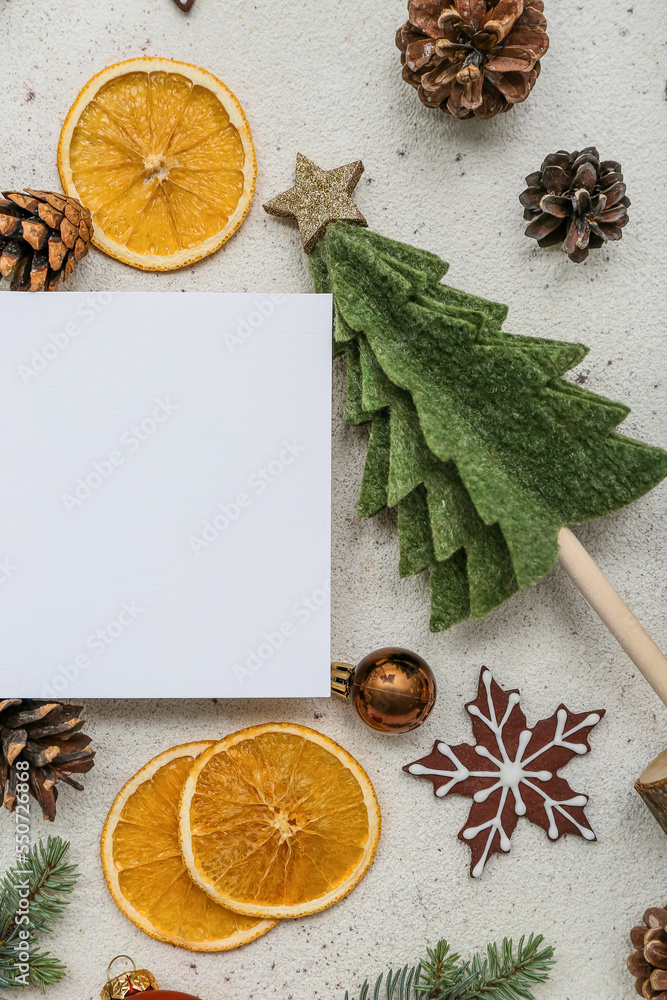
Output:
[332, 647, 436, 734]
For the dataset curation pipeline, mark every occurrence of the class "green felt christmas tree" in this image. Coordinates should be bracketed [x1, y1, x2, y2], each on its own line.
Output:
[265, 156, 667, 632]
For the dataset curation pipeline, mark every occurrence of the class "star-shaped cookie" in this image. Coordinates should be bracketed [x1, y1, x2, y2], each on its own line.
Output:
[263, 154, 367, 253]
[405, 668, 604, 878]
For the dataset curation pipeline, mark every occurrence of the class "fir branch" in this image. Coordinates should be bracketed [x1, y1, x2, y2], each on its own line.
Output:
[415, 941, 464, 1000]
[342, 936, 554, 1000]
[1, 837, 78, 938]
[0, 946, 68, 993]
[0, 837, 78, 993]
[457, 936, 555, 1000]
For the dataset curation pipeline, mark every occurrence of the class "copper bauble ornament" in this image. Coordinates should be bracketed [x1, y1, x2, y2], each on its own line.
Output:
[331, 647, 436, 734]
[101, 957, 200, 1000]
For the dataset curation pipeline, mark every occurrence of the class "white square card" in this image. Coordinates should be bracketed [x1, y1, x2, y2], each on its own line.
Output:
[0, 293, 332, 698]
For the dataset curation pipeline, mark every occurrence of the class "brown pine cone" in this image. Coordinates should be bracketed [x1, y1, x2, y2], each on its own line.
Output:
[396, 0, 549, 120]
[0, 189, 92, 290]
[628, 908, 667, 999]
[0, 699, 95, 821]
[520, 147, 630, 263]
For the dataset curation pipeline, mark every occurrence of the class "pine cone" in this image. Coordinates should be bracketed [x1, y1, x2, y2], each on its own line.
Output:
[396, 0, 549, 120]
[520, 147, 630, 263]
[628, 908, 667, 999]
[0, 189, 93, 291]
[0, 699, 95, 821]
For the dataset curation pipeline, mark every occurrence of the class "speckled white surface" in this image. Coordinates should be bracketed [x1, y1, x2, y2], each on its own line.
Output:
[1, 1, 666, 998]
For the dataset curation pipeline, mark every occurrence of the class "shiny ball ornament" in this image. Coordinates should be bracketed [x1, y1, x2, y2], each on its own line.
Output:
[100, 957, 201, 1000]
[331, 647, 436, 734]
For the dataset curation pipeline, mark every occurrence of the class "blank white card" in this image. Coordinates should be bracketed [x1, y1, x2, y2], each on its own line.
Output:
[0, 293, 332, 698]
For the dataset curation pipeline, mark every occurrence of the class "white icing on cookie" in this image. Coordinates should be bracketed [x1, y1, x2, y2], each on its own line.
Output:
[411, 669, 600, 878]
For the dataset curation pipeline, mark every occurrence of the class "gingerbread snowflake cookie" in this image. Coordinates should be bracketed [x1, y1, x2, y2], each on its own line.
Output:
[404, 668, 604, 878]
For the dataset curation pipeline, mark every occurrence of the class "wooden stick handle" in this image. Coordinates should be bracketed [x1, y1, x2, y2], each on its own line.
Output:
[558, 526, 667, 708]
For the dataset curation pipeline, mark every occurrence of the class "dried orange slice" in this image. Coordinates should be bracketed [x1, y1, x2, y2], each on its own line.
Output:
[101, 742, 276, 951]
[179, 724, 382, 919]
[58, 58, 256, 270]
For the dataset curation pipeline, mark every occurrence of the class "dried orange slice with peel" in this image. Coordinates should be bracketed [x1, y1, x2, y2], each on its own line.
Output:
[58, 58, 256, 270]
[179, 724, 382, 919]
[101, 742, 276, 951]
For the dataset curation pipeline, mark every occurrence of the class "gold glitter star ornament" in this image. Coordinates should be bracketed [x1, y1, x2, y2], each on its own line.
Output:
[263, 154, 367, 253]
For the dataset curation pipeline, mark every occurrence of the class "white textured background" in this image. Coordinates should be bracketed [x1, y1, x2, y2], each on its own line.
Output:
[1, 1, 666, 999]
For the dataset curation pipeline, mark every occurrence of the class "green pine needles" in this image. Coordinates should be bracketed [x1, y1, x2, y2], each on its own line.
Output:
[311, 222, 667, 630]
[343, 936, 555, 1000]
[0, 837, 79, 993]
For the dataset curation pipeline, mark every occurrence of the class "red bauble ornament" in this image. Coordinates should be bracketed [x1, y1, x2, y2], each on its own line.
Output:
[331, 647, 436, 733]
[101, 957, 201, 1000]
